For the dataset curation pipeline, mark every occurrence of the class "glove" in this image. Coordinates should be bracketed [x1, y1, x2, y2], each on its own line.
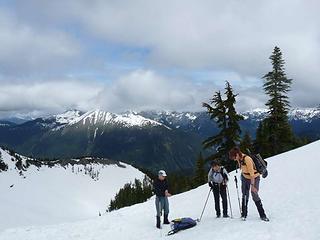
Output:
[208, 182, 213, 188]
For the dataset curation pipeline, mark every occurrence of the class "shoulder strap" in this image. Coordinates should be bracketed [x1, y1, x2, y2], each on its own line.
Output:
[220, 167, 228, 180]
[240, 155, 247, 165]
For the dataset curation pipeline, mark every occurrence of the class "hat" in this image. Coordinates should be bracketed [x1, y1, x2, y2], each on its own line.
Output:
[158, 170, 167, 177]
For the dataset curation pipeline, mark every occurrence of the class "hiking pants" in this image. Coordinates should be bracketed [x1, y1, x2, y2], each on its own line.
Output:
[212, 183, 228, 216]
[241, 175, 261, 217]
[155, 196, 169, 217]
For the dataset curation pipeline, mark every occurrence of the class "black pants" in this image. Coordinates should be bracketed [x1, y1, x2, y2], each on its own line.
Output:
[212, 183, 228, 216]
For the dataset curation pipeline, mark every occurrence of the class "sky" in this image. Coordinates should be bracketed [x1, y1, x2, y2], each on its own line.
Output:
[0, 0, 319, 118]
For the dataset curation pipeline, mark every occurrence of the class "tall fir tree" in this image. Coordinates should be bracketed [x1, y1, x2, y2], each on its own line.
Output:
[224, 81, 244, 159]
[203, 81, 243, 170]
[256, 46, 295, 157]
[202, 90, 227, 159]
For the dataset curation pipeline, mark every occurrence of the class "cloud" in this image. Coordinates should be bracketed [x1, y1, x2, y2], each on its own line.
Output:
[0, 0, 319, 115]
[94, 70, 196, 112]
[0, 68, 270, 119]
[94, 69, 267, 113]
[0, 9, 82, 77]
[0, 80, 101, 117]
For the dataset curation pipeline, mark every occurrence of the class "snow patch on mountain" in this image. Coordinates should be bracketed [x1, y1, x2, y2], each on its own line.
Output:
[69, 110, 171, 129]
[0, 147, 145, 231]
[54, 110, 83, 124]
[290, 107, 320, 122]
[242, 107, 320, 122]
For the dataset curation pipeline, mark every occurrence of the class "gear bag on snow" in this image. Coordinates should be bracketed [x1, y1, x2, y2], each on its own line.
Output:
[246, 149, 268, 178]
[167, 218, 197, 235]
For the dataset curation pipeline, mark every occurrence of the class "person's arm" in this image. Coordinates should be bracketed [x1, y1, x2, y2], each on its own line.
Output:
[208, 168, 213, 188]
[153, 180, 160, 196]
[208, 168, 212, 183]
[245, 157, 257, 192]
[165, 180, 171, 197]
[223, 168, 229, 182]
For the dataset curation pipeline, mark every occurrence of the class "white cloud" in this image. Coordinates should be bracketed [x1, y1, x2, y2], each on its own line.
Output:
[94, 69, 267, 113]
[0, 0, 319, 115]
[0, 9, 82, 76]
[0, 69, 270, 118]
[16, 0, 319, 107]
[94, 70, 196, 112]
[0, 80, 101, 117]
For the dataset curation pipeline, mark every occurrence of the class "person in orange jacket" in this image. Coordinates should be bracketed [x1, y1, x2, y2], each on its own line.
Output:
[229, 147, 269, 221]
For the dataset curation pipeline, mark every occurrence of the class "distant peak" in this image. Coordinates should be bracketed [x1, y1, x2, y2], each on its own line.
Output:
[53, 109, 84, 124]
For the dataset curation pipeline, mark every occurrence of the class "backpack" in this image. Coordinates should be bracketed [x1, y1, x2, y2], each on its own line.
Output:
[167, 218, 197, 235]
[245, 149, 268, 178]
[220, 167, 229, 181]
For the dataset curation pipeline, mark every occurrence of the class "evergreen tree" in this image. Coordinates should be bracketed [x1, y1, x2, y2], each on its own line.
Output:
[224, 81, 244, 168]
[240, 132, 253, 153]
[203, 81, 243, 170]
[203, 91, 227, 159]
[107, 176, 153, 212]
[194, 152, 206, 185]
[257, 46, 295, 157]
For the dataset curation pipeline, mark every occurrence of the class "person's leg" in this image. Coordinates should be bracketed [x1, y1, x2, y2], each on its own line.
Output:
[212, 184, 221, 217]
[241, 175, 250, 218]
[163, 197, 170, 224]
[251, 177, 268, 219]
[155, 197, 161, 228]
[220, 185, 228, 217]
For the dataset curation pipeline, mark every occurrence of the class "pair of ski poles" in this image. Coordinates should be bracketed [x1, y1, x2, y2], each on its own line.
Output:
[198, 182, 234, 222]
[198, 175, 244, 221]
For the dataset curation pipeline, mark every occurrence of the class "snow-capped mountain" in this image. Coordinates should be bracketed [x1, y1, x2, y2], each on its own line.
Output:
[1, 140, 319, 239]
[69, 110, 170, 129]
[289, 107, 320, 122]
[51, 109, 84, 125]
[0, 147, 146, 231]
[242, 107, 320, 122]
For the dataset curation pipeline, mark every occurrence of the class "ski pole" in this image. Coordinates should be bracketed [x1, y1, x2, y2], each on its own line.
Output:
[226, 184, 233, 218]
[159, 200, 162, 237]
[234, 176, 242, 215]
[198, 188, 212, 222]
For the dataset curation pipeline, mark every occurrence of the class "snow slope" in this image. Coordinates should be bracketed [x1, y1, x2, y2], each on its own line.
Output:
[1, 141, 320, 239]
[0, 148, 145, 231]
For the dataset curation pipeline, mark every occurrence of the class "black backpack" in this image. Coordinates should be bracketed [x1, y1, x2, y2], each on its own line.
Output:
[245, 149, 268, 178]
[220, 167, 229, 181]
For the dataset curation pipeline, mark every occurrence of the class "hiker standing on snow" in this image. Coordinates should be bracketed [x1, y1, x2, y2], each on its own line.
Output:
[153, 170, 171, 228]
[208, 160, 229, 218]
[228, 147, 269, 221]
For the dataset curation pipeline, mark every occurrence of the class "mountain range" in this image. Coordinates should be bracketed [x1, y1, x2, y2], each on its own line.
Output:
[0, 107, 319, 173]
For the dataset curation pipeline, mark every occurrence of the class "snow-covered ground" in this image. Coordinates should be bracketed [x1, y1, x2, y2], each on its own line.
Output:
[1, 141, 320, 239]
[0, 148, 145, 231]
